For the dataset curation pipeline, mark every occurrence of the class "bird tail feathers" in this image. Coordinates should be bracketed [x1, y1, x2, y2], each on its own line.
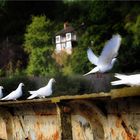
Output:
[83, 67, 99, 76]
[111, 80, 125, 86]
[29, 91, 36, 95]
[1, 96, 8, 100]
[27, 93, 38, 99]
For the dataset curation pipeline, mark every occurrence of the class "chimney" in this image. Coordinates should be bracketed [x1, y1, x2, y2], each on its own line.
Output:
[64, 22, 69, 30]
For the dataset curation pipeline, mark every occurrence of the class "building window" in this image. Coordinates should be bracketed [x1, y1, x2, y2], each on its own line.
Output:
[56, 36, 60, 43]
[66, 33, 71, 41]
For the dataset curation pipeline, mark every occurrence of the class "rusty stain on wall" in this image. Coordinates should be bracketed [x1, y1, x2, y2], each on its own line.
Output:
[0, 104, 60, 140]
[0, 87, 140, 140]
[71, 115, 93, 140]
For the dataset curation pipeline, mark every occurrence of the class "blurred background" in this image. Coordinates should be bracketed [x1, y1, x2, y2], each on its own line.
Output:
[0, 0, 139, 97]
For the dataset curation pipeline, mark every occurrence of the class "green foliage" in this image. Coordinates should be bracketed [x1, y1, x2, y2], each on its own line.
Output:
[62, 64, 73, 76]
[54, 74, 91, 96]
[118, 13, 140, 72]
[24, 15, 58, 76]
[26, 47, 57, 76]
[0, 0, 140, 97]
[52, 51, 74, 75]
[52, 1, 140, 75]
[0, 1, 140, 78]
[24, 16, 53, 53]
[0, 0, 6, 7]
[0, 69, 4, 77]
[125, 15, 140, 46]
[70, 47, 90, 74]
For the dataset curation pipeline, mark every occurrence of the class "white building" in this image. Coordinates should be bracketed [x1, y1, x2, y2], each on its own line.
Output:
[55, 22, 77, 54]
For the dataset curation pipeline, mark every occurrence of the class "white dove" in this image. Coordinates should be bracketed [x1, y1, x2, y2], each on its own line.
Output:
[111, 73, 140, 86]
[1, 83, 24, 100]
[84, 34, 122, 76]
[0, 86, 4, 99]
[27, 78, 56, 99]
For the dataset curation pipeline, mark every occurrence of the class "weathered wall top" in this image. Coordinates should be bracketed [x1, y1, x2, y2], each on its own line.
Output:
[0, 86, 139, 106]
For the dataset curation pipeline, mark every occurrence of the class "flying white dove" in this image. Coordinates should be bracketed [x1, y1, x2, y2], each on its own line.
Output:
[27, 78, 56, 99]
[111, 73, 140, 86]
[0, 86, 4, 99]
[84, 34, 122, 76]
[1, 83, 24, 100]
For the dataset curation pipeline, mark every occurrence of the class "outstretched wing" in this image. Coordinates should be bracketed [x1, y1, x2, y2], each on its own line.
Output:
[99, 34, 121, 66]
[87, 48, 98, 65]
[114, 73, 128, 80]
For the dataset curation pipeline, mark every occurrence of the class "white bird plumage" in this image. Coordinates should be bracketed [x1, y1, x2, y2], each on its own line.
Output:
[27, 78, 56, 99]
[1, 83, 24, 100]
[0, 86, 4, 99]
[111, 73, 140, 86]
[84, 34, 122, 76]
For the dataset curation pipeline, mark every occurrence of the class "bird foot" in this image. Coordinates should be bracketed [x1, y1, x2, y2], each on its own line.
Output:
[96, 73, 103, 78]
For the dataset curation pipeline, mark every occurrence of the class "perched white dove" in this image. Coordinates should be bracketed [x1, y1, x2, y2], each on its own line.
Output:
[0, 86, 4, 99]
[84, 34, 122, 76]
[27, 78, 56, 99]
[1, 83, 24, 100]
[111, 73, 140, 86]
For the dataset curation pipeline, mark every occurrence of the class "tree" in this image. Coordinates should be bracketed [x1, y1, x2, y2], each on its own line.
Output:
[24, 15, 53, 53]
[1, 1, 140, 76]
[0, 0, 6, 8]
[26, 47, 57, 76]
[119, 12, 140, 72]
[24, 15, 57, 76]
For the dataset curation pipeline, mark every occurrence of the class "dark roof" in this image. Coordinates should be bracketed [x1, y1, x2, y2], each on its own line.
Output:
[56, 26, 76, 36]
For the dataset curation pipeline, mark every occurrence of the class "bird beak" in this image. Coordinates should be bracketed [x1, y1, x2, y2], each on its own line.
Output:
[52, 79, 56, 83]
